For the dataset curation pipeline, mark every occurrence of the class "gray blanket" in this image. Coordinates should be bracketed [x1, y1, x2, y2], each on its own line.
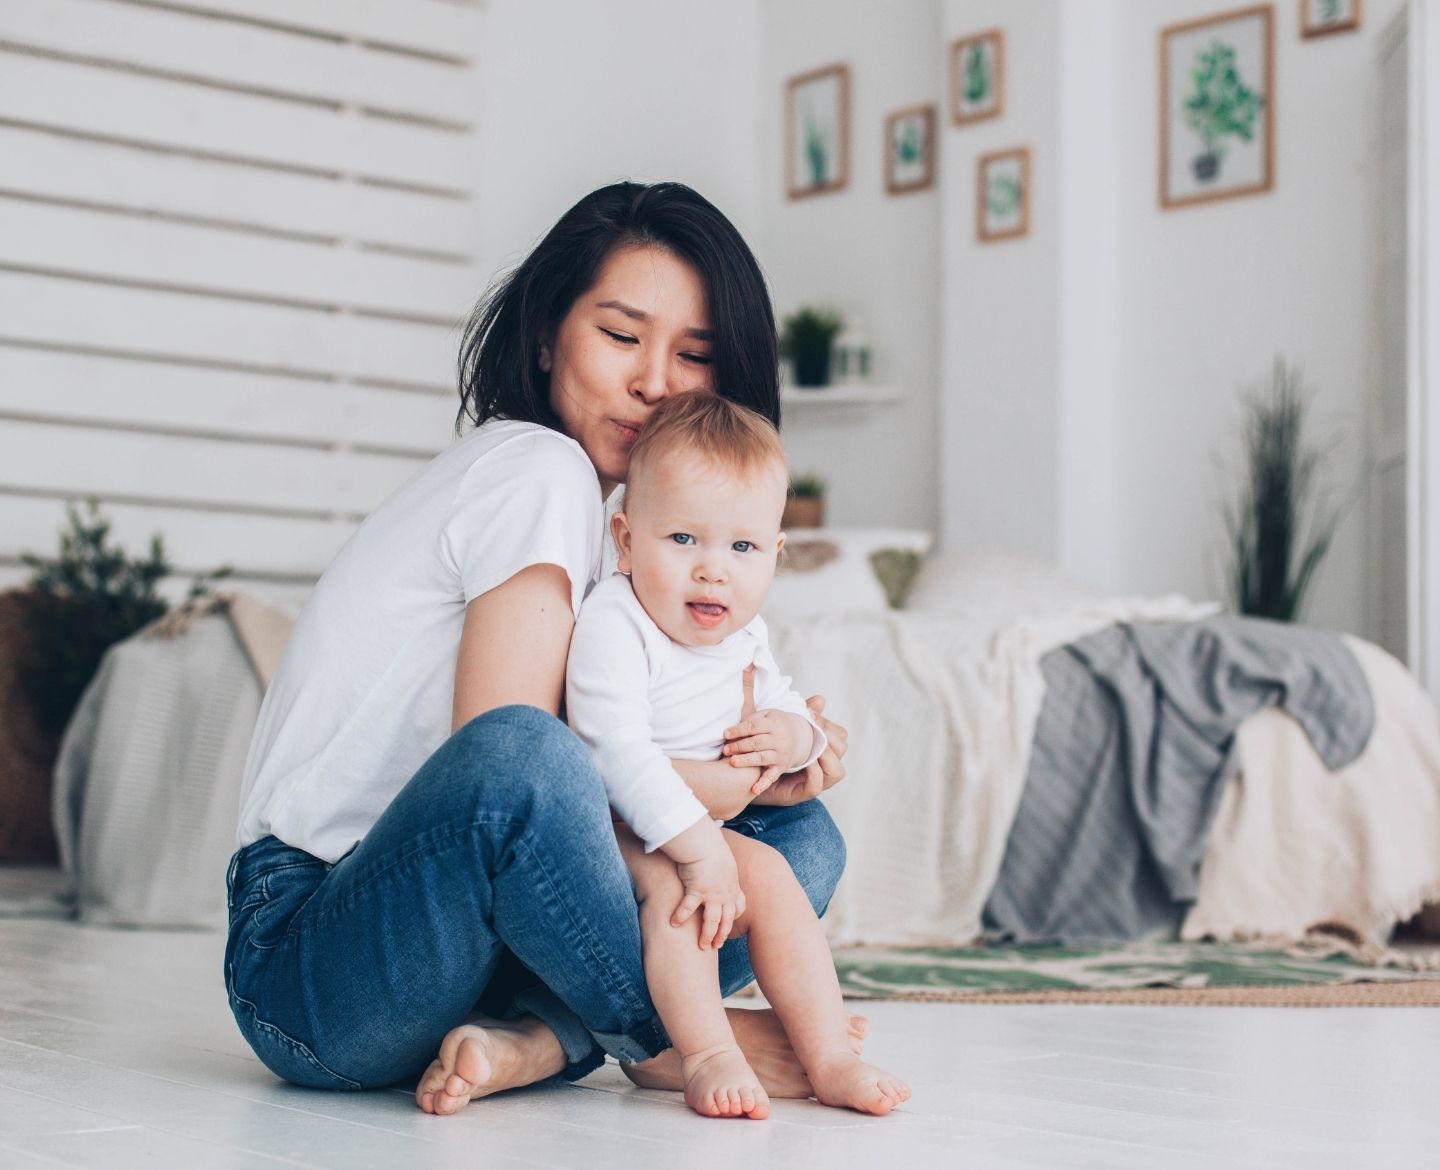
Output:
[982, 616, 1375, 943]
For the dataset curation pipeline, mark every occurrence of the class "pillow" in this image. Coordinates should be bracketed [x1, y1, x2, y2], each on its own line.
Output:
[904, 548, 1102, 623]
[764, 528, 932, 619]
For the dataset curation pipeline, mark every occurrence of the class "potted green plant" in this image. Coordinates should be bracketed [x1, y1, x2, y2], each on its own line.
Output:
[780, 307, 844, 388]
[782, 472, 827, 530]
[1184, 40, 1263, 183]
[1222, 359, 1341, 622]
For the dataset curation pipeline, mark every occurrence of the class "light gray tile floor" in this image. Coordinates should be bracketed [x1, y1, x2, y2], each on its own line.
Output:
[1, 916, 1438, 1169]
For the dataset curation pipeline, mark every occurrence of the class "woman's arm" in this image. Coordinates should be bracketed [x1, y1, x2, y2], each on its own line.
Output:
[452, 562, 576, 730]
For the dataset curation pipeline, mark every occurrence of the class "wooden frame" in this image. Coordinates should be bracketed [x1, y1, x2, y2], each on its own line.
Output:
[785, 63, 851, 199]
[1300, 0, 1362, 38]
[884, 104, 936, 195]
[1159, 5, 1274, 210]
[950, 29, 1004, 125]
[977, 146, 1030, 242]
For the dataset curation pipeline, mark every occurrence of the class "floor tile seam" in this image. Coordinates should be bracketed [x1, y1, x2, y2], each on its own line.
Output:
[946, 1112, 1239, 1161]
[1038, 1048, 1440, 1102]
[0, 1139, 73, 1168]
[0, 1035, 454, 1147]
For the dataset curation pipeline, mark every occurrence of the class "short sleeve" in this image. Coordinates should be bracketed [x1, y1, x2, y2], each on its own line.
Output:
[441, 430, 603, 616]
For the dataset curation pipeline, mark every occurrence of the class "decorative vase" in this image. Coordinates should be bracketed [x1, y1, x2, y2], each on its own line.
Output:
[793, 350, 831, 388]
[1192, 151, 1220, 183]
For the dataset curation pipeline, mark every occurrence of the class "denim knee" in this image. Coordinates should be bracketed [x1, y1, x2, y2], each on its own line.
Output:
[786, 802, 847, 917]
[444, 705, 609, 828]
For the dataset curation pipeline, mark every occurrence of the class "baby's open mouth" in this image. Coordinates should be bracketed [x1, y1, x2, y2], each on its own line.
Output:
[687, 601, 727, 627]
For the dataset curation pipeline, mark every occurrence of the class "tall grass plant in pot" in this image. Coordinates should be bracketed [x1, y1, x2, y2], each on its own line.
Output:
[1222, 358, 1341, 623]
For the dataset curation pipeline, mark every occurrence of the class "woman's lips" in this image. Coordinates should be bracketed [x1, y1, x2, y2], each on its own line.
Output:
[687, 601, 727, 628]
[612, 418, 642, 443]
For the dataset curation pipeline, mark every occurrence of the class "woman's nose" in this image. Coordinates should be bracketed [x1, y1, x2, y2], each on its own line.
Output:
[629, 348, 671, 404]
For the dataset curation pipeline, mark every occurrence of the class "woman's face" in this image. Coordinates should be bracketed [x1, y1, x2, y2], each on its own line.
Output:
[541, 245, 716, 490]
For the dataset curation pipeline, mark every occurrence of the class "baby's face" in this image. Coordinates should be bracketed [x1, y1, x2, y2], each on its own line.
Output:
[614, 453, 787, 647]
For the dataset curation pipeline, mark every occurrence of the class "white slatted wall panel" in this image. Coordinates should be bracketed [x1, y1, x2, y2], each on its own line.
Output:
[0, 0, 483, 604]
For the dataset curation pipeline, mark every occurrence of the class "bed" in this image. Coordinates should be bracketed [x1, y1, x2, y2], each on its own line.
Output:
[38, 535, 1440, 954]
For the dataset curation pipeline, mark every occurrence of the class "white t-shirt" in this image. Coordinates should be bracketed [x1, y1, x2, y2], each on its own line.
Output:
[566, 573, 826, 852]
[236, 419, 604, 863]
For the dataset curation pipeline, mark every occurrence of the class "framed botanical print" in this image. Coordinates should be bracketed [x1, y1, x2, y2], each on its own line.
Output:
[977, 147, 1030, 242]
[1160, 5, 1274, 209]
[885, 104, 936, 195]
[950, 29, 1004, 125]
[1301, 0, 1362, 38]
[786, 64, 851, 199]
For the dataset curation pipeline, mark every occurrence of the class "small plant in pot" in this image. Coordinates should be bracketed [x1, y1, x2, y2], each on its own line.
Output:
[780, 307, 845, 388]
[1183, 40, 1262, 184]
[1222, 358, 1341, 622]
[781, 472, 826, 530]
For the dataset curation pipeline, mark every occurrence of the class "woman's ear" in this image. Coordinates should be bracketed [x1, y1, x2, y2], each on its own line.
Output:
[611, 511, 633, 574]
[538, 342, 553, 374]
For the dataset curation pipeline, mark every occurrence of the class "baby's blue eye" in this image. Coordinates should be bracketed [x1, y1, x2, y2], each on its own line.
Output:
[670, 533, 695, 546]
[732, 541, 755, 553]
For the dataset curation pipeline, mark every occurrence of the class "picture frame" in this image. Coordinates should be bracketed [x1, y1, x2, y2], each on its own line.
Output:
[885, 104, 936, 195]
[785, 63, 851, 199]
[1159, 5, 1274, 210]
[1300, 0, 1362, 38]
[977, 147, 1030, 242]
[950, 29, 1004, 126]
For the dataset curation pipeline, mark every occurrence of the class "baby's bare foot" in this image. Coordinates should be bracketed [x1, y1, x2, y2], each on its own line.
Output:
[623, 1009, 867, 1098]
[807, 1053, 911, 1116]
[680, 1042, 770, 1119]
[415, 1016, 564, 1115]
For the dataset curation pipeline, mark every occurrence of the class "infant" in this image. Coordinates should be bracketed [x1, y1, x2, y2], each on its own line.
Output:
[566, 392, 909, 1120]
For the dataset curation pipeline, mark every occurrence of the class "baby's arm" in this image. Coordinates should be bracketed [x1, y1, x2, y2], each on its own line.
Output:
[722, 641, 828, 795]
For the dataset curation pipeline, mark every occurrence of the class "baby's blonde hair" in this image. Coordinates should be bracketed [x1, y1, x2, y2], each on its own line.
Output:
[626, 393, 786, 503]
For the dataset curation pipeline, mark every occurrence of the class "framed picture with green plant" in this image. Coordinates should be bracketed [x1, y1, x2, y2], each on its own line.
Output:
[977, 146, 1030, 243]
[885, 104, 936, 195]
[950, 29, 1004, 126]
[786, 63, 850, 200]
[1160, 5, 1274, 210]
[1301, 0, 1361, 38]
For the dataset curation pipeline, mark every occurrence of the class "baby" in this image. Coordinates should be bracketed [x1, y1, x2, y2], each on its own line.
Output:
[566, 392, 909, 1120]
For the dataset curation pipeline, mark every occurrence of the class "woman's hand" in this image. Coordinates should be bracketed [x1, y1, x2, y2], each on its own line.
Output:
[748, 695, 848, 807]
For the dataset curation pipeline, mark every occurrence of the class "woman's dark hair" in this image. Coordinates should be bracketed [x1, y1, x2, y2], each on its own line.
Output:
[457, 181, 780, 432]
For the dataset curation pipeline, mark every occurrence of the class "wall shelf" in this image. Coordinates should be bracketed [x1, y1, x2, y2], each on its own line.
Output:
[779, 384, 901, 407]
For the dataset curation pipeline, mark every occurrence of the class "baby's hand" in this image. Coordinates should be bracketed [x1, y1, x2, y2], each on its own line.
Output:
[723, 708, 814, 796]
[671, 839, 744, 950]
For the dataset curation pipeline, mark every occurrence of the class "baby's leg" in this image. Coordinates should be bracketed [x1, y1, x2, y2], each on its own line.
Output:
[616, 826, 769, 1120]
[725, 831, 910, 1116]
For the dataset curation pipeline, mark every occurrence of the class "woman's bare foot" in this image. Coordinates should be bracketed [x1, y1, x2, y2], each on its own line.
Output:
[415, 1016, 566, 1115]
[807, 1053, 911, 1116]
[680, 1042, 770, 1119]
[623, 1008, 868, 1098]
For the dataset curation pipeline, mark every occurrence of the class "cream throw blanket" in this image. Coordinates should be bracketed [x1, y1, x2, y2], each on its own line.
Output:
[1183, 636, 1440, 944]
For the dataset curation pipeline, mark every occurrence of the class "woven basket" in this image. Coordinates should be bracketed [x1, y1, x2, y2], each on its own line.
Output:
[0, 590, 60, 863]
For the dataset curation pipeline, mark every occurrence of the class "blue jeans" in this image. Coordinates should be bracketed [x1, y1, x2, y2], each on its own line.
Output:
[224, 705, 846, 1090]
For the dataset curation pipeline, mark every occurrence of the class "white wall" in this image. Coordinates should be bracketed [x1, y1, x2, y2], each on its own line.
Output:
[759, 0, 942, 534]
[476, 0, 764, 285]
[939, 0, 1062, 560]
[937, 0, 1406, 637]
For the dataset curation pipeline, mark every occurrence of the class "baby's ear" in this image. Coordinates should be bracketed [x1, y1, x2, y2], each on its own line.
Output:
[775, 531, 787, 555]
[611, 511, 633, 572]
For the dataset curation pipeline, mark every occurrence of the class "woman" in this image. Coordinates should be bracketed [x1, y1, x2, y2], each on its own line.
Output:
[224, 181, 853, 1111]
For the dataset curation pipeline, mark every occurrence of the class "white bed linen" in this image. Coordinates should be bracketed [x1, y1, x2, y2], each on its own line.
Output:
[767, 582, 1214, 946]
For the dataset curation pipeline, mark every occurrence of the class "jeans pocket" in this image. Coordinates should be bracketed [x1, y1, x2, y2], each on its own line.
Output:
[226, 965, 362, 1091]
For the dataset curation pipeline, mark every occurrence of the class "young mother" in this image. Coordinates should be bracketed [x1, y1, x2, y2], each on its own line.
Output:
[225, 181, 853, 1110]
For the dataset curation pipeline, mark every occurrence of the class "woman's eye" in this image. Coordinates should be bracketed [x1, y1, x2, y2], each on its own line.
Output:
[669, 533, 695, 546]
[732, 541, 754, 553]
[600, 328, 637, 345]
[681, 352, 713, 365]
